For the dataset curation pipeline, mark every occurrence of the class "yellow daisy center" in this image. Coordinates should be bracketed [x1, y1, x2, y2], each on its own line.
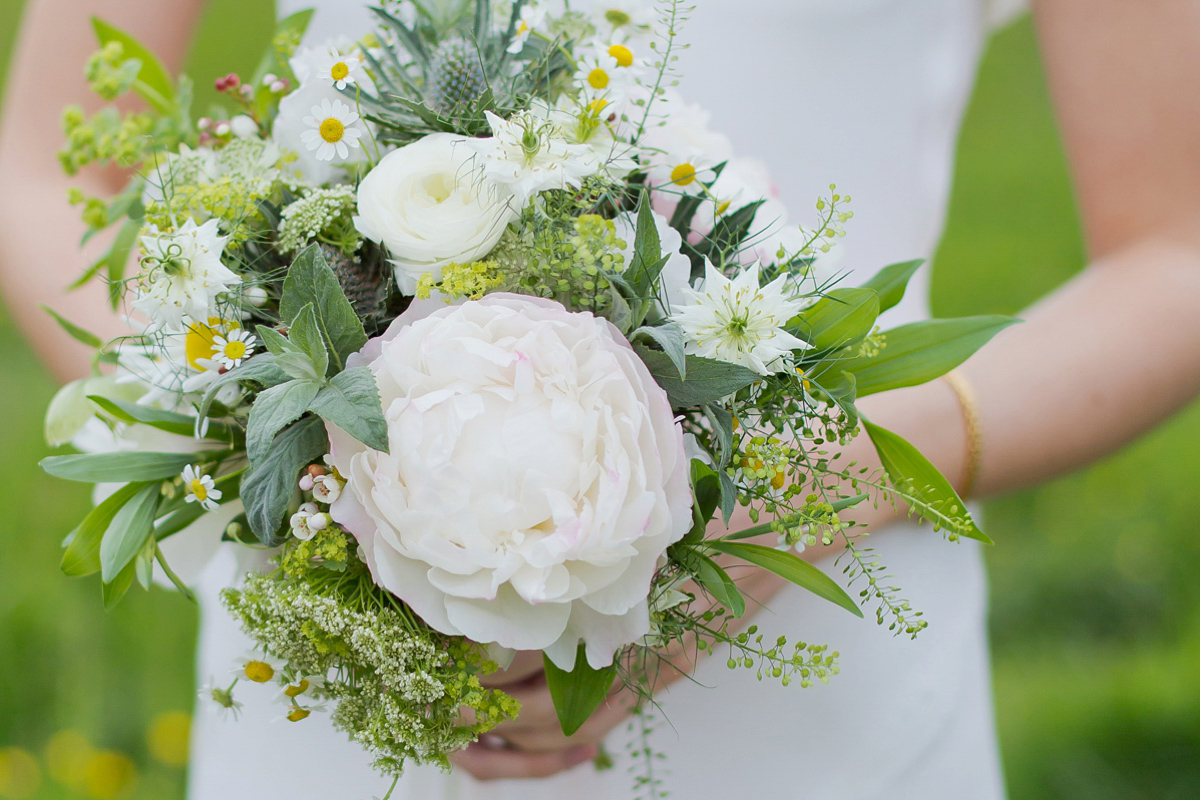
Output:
[587, 67, 610, 90]
[517, 20, 530, 34]
[189, 479, 208, 503]
[284, 679, 310, 698]
[330, 61, 349, 82]
[286, 708, 311, 722]
[587, 97, 609, 114]
[608, 44, 634, 67]
[223, 340, 247, 361]
[670, 162, 697, 186]
[244, 660, 274, 683]
[319, 117, 345, 143]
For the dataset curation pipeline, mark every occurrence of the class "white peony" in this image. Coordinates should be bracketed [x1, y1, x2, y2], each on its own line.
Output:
[132, 219, 240, 331]
[327, 293, 692, 670]
[353, 134, 517, 295]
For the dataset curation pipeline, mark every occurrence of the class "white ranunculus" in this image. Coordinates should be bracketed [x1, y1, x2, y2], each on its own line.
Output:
[327, 293, 692, 670]
[353, 134, 518, 295]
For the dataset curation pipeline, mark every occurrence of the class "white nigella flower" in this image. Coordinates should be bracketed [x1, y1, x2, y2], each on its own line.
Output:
[133, 219, 240, 331]
[182, 464, 222, 512]
[672, 262, 809, 375]
[312, 47, 368, 90]
[507, 3, 547, 53]
[300, 98, 365, 162]
[289, 502, 329, 541]
[211, 329, 257, 369]
[468, 110, 600, 205]
[532, 96, 636, 178]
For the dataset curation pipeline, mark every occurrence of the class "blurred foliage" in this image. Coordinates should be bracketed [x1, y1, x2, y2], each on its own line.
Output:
[0, 3, 1197, 798]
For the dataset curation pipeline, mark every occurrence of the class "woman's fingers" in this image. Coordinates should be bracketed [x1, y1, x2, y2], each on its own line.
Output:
[449, 741, 598, 780]
[478, 650, 546, 688]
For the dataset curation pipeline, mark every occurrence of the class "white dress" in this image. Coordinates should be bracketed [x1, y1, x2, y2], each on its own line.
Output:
[188, 1, 1019, 797]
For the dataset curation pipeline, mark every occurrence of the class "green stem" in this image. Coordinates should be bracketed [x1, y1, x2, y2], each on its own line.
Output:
[154, 545, 195, 602]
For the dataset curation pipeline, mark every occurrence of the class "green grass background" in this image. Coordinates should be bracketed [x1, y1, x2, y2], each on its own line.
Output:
[1, 4, 1199, 798]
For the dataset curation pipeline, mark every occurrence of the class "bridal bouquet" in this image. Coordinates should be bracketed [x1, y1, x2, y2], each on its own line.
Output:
[44, 0, 1011, 784]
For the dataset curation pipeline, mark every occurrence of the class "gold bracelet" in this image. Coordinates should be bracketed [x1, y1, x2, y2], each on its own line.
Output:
[943, 369, 983, 499]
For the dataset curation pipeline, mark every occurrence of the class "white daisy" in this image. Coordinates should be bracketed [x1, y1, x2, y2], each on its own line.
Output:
[211, 329, 257, 369]
[132, 219, 240, 331]
[300, 98, 365, 162]
[671, 262, 809, 375]
[467, 110, 601, 205]
[312, 47, 368, 90]
[234, 650, 286, 684]
[574, 45, 643, 108]
[276, 674, 326, 705]
[507, 3, 547, 53]
[182, 464, 222, 512]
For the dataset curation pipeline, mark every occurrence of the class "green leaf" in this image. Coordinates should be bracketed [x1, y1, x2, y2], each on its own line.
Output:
[693, 554, 746, 617]
[134, 531, 157, 590]
[104, 217, 142, 310]
[635, 347, 761, 408]
[631, 323, 687, 379]
[792, 288, 879, 351]
[42, 306, 103, 349]
[280, 244, 368, 372]
[288, 304, 330, 379]
[87, 396, 199, 438]
[861, 418, 990, 543]
[859, 259, 924, 313]
[91, 18, 175, 112]
[543, 645, 618, 737]
[702, 403, 733, 467]
[246, 380, 321, 463]
[62, 482, 147, 577]
[42, 451, 199, 483]
[627, 194, 664, 299]
[99, 482, 160, 582]
[241, 416, 328, 544]
[197, 353, 291, 419]
[706, 540, 862, 618]
[102, 558, 138, 610]
[309, 367, 389, 453]
[837, 316, 1017, 397]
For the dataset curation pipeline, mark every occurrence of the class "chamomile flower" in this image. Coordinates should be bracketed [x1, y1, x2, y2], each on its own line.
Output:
[235, 651, 286, 684]
[575, 46, 641, 103]
[211, 329, 257, 369]
[672, 262, 808, 375]
[276, 674, 326, 704]
[507, 4, 547, 53]
[300, 98, 364, 162]
[182, 464, 222, 512]
[313, 48, 367, 90]
[200, 678, 242, 720]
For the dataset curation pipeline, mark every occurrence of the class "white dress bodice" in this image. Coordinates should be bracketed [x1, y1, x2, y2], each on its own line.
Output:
[187, 2, 1015, 797]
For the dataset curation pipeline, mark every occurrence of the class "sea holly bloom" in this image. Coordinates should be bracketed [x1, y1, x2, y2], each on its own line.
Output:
[132, 219, 240, 331]
[300, 98, 364, 162]
[211, 329, 257, 369]
[182, 464, 222, 512]
[672, 262, 808, 375]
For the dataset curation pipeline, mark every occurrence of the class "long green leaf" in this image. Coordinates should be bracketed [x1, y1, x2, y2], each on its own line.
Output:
[42, 306, 103, 349]
[859, 259, 924, 313]
[793, 287, 879, 351]
[861, 418, 990, 543]
[839, 316, 1017, 396]
[42, 451, 199, 483]
[102, 558, 138, 610]
[543, 645, 617, 737]
[99, 482, 160, 582]
[693, 553, 746, 617]
[91, 18, 175, 112]
[87, 396, 197, 438]
[62, 482, 147, 577]
[104, 217, 142, 309]
[706, 540, 862, 618]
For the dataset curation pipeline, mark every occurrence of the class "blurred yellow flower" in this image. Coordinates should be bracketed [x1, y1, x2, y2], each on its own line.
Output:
[147, 711, 191, 768]
[0, 747, 41, 799]
[44, 730, 92, 789]
[82, 750, 136, 800]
